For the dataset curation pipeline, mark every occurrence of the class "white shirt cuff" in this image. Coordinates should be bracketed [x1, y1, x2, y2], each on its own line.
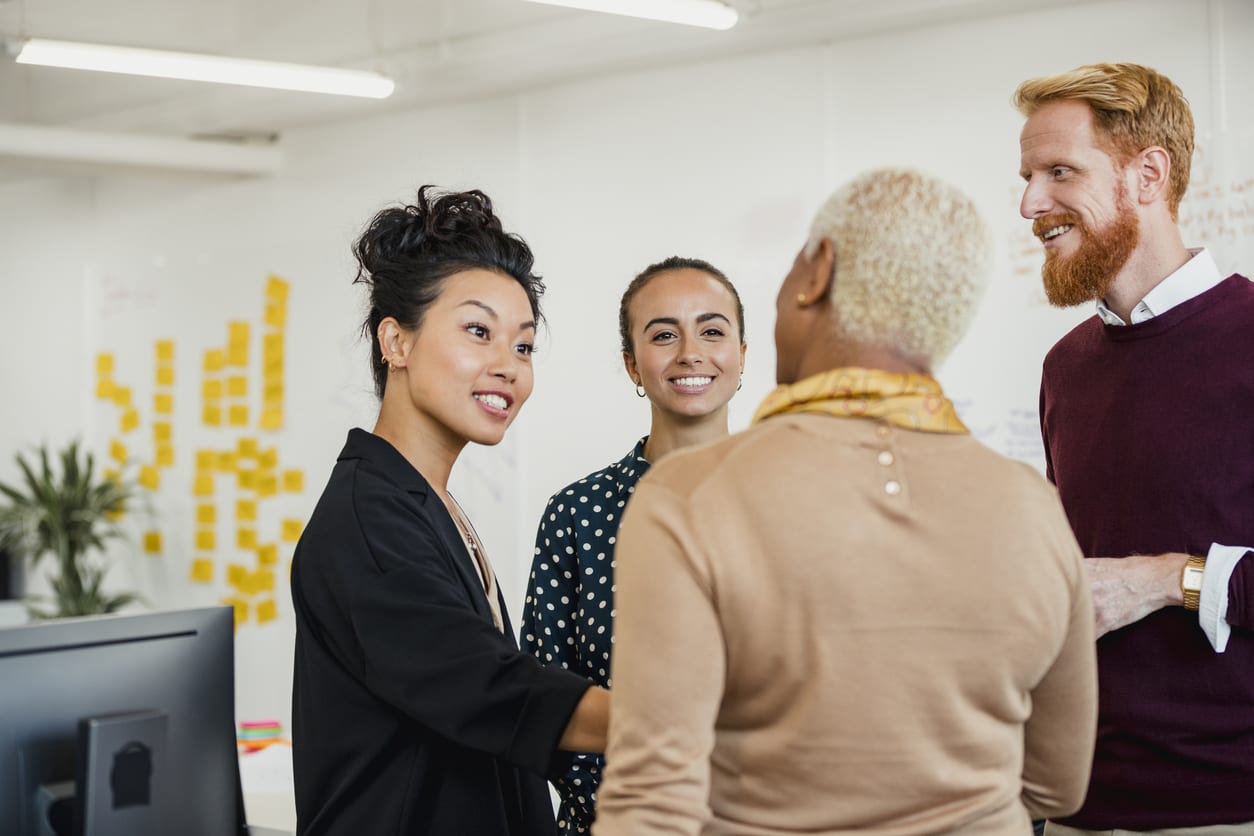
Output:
[1199, 543, 1249, 652]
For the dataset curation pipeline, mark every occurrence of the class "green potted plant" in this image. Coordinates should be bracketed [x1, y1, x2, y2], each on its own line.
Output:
[0, 440, 142, 618]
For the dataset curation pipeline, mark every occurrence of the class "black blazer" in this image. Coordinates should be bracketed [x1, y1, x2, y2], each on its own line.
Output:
[291, 429, 592, 835]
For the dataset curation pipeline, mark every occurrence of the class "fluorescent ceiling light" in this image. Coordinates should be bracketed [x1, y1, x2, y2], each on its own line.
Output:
[11, 38, 395, 99]
[521, 0, 738, 30]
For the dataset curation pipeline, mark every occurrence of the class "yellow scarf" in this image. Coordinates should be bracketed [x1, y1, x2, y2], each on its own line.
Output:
[751, 367, 968, 434]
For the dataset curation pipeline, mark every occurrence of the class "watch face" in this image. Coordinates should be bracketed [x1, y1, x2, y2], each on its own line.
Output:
[1183, 566, 1205, 591]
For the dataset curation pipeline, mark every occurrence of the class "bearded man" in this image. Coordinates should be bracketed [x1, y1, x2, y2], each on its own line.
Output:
[1016, 62, 1254, 836]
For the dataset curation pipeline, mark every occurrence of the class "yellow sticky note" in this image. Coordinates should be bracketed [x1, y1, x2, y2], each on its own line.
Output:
[227, 344, 249, 367]
[196, 503, 216, 525]
[264, 303, 286, 329]
[237, 438, 258, 458]
[264, 333, 283, 356]
[264, 381, 284, 403]
[139, 465, 159, 491]
[155, 340, 174, 362]
[203, 379, 223, 400]
[154, 393, 173, 414]
[227, 376, 248, 398]
[281, 519, 304, 543]
[258, 448, 277, 469]
[190, 558, 214, 584]
[236, 500, 257, 521]
[112, 386, 132, 408]
[257, 473, 277, 498]
[257, 543, 278, 566]
[260, 409, 283, 431]
[196, 450, 216, 470]
[156, 366, 174, 387]
[156, 444, 174, 468]
[120, 408, 140, 434]
[227, 563, 249, 590]
[237, 528, 257, 549]
[195, 529, 216, 551]
[282, 470, 304, 493]
[96, 353, 115, 376]
[194, 474, 215, 497]
[265, 275, 289, 302]
[143, 531, 162, 554]
[229, 405, 249, 427]
[229, 321, 250, 344]
[110, 440, 128, 463]
[217, 452, 237, 472]
[153, 422, 172, 443]
[203, 405, 222, 427]
[237, 469, 257, 492]
[96, 379, 115, 399]
[254, 569, 276, 593]
[204, 349, 226, 373]
[256, 598, 278, 624]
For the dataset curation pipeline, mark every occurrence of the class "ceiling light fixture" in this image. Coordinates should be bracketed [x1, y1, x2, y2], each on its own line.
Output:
[520, 0, 738, 30]
[8, 38, 395, 99]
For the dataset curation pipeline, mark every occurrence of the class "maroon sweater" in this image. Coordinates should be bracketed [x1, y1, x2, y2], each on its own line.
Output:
[1040, 274, 1254, 829]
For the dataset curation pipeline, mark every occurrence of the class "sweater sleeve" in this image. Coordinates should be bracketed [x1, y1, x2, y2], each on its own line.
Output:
[594, 479, 723, 836]
[1226, 550, 1254, 629]
[349, 471, 591, 775]
[1199, 544, 1254, 651]
[1021, 503, 1098, 820]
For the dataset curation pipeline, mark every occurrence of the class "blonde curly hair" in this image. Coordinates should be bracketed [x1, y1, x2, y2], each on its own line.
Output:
[805, 167, 991, 367]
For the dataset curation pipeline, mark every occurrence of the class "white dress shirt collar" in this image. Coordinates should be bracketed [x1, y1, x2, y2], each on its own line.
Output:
[1097, 248, 1223, 326]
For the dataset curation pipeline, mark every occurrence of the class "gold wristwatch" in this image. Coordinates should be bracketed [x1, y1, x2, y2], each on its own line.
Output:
[1181, 554, 1206, 611]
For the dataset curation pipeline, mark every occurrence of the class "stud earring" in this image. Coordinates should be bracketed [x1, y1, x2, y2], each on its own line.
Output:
[797, 293, 808, 305]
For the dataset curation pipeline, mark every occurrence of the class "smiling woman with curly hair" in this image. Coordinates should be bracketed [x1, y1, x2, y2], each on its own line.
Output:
[291, 186, 608, 836]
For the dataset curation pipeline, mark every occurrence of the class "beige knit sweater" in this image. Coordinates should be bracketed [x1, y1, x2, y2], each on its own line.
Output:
[594, 413, 1097, 836]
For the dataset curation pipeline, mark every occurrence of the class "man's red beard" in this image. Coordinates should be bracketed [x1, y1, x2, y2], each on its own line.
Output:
[1033, 193, 1140, 308]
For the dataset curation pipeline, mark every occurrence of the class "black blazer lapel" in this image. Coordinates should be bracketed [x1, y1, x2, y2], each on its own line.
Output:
[424, 496, 498, 627]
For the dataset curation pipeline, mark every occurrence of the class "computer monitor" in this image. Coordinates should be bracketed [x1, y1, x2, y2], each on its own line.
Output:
[0, 606, 241, 836]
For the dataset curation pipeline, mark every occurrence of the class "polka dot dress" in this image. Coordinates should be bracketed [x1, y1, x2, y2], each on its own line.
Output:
[522, 437, 650, 834]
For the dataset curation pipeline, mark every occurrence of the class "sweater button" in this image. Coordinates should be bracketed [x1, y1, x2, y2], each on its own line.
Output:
[884, 480, 901, 496]
[878, 451, 894, 467]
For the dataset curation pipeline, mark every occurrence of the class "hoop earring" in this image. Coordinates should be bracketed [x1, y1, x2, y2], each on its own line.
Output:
[737, 376, 743, 392]
[635, 382, 646, 398]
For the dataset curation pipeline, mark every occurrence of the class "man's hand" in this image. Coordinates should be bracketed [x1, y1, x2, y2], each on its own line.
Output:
[1086, 553, 1190, 638]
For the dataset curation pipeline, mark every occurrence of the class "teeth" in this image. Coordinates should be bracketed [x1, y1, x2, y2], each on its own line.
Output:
[673, 376, 713, 387]
[1043, 224, 1074, 240]
[475, 394, 507, 410]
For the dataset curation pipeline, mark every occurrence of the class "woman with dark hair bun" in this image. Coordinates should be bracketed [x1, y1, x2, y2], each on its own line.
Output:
[521, 256, 746, 834]
[291, 186, 609, 835]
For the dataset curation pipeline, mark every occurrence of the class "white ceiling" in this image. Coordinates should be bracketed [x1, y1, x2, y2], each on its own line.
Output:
[0, 0, 1100, 172]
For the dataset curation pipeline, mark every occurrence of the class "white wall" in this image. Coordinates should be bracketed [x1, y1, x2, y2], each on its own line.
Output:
[1, 0, 1251, 745]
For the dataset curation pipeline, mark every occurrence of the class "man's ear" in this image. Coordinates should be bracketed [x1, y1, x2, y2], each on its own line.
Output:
[1133, 146, 1172, 207]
